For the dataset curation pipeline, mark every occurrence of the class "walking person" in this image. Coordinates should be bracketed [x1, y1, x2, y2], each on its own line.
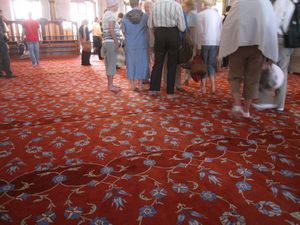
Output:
[273, 0, 298, 111]
[148, 0, 186, 97]
[22, 12, 41, 66]
[252, 0, 297, 111]
[79, 19, 91, 66]
[219, 0, 278, 118]
[92, 17, 103, 60]
[182, 0, 198, 86]
[197, 0, 222, 95]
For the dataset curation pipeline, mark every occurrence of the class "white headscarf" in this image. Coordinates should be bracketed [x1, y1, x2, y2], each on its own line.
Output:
[219, 0, 278, 62]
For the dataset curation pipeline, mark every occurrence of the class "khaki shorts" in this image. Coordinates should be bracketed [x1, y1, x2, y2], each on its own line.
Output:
[228, 46, 264, 100]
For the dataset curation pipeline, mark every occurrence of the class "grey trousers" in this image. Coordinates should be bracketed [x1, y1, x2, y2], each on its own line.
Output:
[275, 37, 294, 109]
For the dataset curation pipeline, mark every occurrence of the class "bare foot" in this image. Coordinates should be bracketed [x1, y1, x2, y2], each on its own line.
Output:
[108, 86, 121, 93]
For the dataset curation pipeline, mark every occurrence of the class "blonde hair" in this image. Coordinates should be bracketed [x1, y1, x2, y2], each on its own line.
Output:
[144, 0, 153, 14]
[144, 0, 153, 8]
[183, 0, 195, 10]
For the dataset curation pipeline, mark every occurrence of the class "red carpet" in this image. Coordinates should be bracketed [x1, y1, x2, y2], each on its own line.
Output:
[0, 56, 299, 225]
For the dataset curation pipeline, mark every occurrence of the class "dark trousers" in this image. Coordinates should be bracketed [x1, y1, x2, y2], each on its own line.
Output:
[81, 51, 91, 65]
[93, 36, 102, 60]
[150, 27, 180, 94]
[0, 38, 12, 76]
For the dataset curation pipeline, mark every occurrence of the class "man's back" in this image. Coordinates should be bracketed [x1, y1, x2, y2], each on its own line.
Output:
[150, 0, 185, 32]
[23, 19, 40, 42]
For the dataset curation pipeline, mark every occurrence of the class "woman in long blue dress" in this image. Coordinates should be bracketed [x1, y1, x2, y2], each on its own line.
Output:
[122, 0, 149, 91]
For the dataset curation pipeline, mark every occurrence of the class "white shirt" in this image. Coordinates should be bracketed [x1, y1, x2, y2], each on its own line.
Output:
[219, 0, 278, 62]
[273, 0, 296, 35]
[197, 8, 222, 47]
[148, 0, 186, 32]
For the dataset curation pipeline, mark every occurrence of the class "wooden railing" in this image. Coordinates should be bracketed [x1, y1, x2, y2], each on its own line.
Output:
[6, 20, 80, 57]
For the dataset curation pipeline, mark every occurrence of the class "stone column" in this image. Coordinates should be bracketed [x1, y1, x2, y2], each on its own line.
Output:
[49, 0, 56, 21]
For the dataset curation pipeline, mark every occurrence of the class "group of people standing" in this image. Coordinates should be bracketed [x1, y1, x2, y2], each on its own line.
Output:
[98, 0, 296, 118]
[98, 0, 225, 96]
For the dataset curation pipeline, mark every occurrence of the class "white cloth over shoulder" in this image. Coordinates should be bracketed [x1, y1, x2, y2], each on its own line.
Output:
[273, 0, 296, 35]
[219, 0, 278, 62]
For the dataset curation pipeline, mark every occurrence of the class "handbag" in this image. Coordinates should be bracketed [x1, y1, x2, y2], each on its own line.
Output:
[81, 41, 91, 52]
[178, 33, 193, 64]
[190, 55, 206, 82]
[259, 63, 284, 90]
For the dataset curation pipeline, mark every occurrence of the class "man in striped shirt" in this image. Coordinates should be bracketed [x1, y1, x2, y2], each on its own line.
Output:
[148, 0, 186, 97]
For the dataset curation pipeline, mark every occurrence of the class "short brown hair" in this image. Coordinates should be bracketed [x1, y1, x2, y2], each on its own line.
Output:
[130, 0, 139, 8]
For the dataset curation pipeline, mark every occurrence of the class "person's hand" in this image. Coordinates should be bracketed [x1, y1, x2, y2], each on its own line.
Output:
[115, 42, 119, 52]
[266, 58, 274, 66]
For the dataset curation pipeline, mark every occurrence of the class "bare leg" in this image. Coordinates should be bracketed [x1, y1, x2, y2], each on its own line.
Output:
[138, 80, 144, 91]
[108, 75, 120, 92]
[201, 78, 207, 94]
[130, 80, 135, 90]
[243, 99, 251, 118]
[243, 99, 251, 113]
[231, 92, 243, 118]
[210, 75, 215, 94]
[232, 92, 241, 107]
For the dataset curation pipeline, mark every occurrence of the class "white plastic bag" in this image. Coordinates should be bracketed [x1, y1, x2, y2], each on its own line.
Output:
[116, 47, 125, 68]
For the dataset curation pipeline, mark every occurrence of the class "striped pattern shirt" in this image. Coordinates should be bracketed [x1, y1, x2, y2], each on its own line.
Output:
[148, 0, 186, 32]
[102, 10, 122, 43]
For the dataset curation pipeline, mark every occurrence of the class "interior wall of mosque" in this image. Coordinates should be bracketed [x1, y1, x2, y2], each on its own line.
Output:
[1, 0, 227, 22]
